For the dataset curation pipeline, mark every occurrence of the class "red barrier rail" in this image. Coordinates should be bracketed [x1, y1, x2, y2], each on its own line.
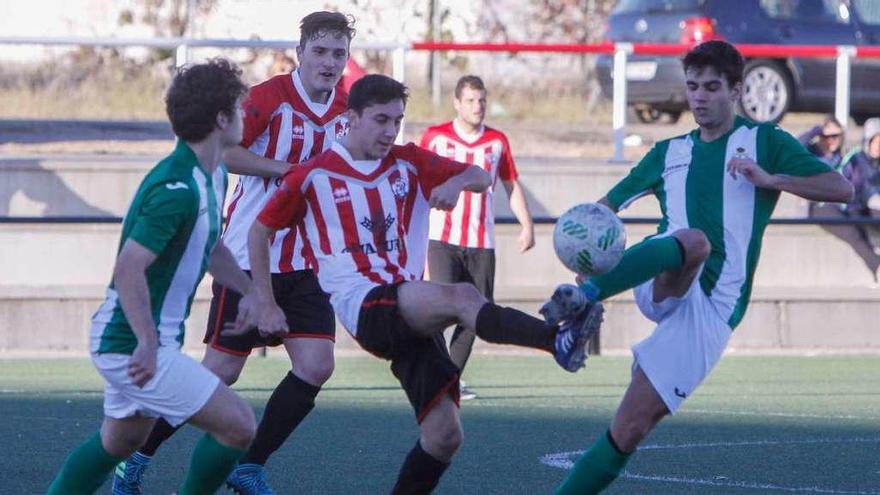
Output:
[412, 41, 880, 59]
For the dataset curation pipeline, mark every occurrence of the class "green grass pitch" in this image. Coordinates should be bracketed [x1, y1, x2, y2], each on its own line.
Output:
[2, 355, 879, 494]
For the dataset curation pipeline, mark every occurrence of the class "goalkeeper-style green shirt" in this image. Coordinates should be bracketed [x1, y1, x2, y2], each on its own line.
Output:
[91, 141, 227, 354]
[606, 116, 831, 328]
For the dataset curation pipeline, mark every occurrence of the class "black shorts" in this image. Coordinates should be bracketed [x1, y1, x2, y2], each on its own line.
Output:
[204, 270, 335, 356]
[355, 282, 460, 422]
[427, 240, 495, 300]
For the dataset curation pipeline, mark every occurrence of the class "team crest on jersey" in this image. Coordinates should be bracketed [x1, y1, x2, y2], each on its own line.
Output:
[360, 213, 396, 235]
[333, 187, 351, 204]
[335, 120, 350, 140]
[391, 177, 409, 200]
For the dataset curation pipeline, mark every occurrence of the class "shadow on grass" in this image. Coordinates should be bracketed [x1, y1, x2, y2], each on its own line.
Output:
[8, 393, 880, 495]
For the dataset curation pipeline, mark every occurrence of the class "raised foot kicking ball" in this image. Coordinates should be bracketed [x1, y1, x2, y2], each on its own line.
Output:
[553, 203, 626, 276]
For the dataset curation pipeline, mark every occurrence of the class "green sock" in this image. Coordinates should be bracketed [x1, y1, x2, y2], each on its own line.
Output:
[555, 431, 632, 495]
[178, 434, 246, 495]
[582, 235, 684, 301]
[47, 431, 123, 494]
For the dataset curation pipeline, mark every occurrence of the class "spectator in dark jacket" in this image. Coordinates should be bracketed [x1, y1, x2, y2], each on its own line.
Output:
[809, 118, 880, 283]
[798, 115, 845, 169]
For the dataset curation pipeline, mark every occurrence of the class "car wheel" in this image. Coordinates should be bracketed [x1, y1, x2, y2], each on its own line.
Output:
[634, 107, 662, 123]
[738, 60, 793, 123]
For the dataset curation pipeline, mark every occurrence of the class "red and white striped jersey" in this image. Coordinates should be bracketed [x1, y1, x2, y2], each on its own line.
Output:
[223, 70, 349, 272]
[420, 121, 518, 249]
[259, 141, 469, 335]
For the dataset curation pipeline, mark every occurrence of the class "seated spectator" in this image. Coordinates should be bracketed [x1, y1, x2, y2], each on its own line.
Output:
[798, 115, 845, 169]
[810, 118, 880, 283]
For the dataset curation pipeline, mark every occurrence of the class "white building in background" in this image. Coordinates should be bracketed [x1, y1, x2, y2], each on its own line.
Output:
[0, 0, 588, 88]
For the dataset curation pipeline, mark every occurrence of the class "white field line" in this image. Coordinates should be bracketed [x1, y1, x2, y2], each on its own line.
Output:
[540, 437, 880, 494]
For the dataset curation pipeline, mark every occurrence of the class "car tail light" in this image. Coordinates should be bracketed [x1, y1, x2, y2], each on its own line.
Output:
[679, 16, 721, 45]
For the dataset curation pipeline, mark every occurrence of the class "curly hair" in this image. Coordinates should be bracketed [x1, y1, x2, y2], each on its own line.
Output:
[165, 58, 249, 142]
[299, 11, 356, 49]
[348, 74, 409, 115]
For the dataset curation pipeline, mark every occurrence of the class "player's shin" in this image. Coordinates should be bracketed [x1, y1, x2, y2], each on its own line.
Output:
[582, 235, 684, 301]
[178, 433, 245, 495]
[239, 371, 320, 465]
[47, 431, 124, 495]
[474, 302, 555, 352]
[390, 440, 450, 495]
[555, 430, 631, 495]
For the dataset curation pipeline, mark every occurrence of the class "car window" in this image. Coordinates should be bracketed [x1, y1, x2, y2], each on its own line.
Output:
[759, 0, 850, 24]
[852, 0, 880, 26]
[612, 0, 705, 14]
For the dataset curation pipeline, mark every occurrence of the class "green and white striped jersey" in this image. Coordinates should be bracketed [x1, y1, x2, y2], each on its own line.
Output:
[607, 116, 831, 329]
[90, 141, 227, 354]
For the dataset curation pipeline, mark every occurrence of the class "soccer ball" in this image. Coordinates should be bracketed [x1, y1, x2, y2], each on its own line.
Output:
[553, 203, 626, 276]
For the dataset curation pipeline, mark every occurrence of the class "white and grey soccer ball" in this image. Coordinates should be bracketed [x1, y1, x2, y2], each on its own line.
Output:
[553, 203, 626, 276]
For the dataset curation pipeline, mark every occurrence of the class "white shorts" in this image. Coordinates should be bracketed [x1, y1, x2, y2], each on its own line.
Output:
[632, 273, 732, 414]
[92, 346, 220, 427]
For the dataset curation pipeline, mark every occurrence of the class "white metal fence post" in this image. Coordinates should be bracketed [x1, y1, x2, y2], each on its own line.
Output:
[393, 45, 407, 143]
[612, 43, 633, 163]
[175, 43, 190, 68]
[835, 45, 856, 128]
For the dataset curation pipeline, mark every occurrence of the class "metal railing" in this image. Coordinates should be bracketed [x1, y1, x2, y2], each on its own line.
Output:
[3, 36, 880, 161]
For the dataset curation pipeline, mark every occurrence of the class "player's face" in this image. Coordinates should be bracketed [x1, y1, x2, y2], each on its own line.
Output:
[685, 66, 740, 131]
[296, 31, 349, 101]
[820, 122, 844, 154]
[869, 135, 880, 159]
[219, 97, 245, 148]
[348, 99, 405, 160]
[454, 87, 487, 127]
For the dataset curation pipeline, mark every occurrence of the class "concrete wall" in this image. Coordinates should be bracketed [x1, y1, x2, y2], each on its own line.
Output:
[2, 154, 878, 355]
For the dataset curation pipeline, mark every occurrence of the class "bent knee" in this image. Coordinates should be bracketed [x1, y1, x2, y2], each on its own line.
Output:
[674, 229, 711, 266]
[449, 283, 486, 311]
[293, 359, 335, 387]
[424, 423, 463, 459]
[224, 413, 257, 450]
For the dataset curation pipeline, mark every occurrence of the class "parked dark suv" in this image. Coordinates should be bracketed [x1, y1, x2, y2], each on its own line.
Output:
[596, 0, 880, 123]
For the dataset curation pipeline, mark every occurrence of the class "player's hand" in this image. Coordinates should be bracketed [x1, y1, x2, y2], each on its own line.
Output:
[222, 290, 259, 336]
[727, 156, 777, 189]
[128, 340, 158, 388]
[518, 226, 535, 253]
[429, 181, 462, 211]
[256, 302, 289, 339]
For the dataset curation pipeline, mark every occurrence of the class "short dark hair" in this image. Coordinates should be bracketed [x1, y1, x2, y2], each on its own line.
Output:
[348, 74, 409, 115]
[165, 58, 248, 142]
[454, 75, 486, 99]
[299, 11, 356, 49]
[682, 40, 744, 87]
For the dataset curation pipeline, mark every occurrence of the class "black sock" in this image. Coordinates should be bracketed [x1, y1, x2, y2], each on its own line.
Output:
[448, 324, 476, 372]
[475, 303, 556, 353]
[239, 371, 320, 466]
[390, 440, 450, 495]
[139, 419, 181, 456]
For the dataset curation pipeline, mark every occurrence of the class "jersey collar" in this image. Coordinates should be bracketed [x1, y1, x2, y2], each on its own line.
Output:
[292, 69, 334, 118]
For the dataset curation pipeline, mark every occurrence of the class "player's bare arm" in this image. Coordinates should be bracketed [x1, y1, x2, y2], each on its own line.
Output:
[224, 145, 292, 177]
[727, 157, 853, 202]
[112, 239, 160, 388]
[502, 179, 535, 252]
[429, 165, 491, 210]
[246, 220, 290, 337]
